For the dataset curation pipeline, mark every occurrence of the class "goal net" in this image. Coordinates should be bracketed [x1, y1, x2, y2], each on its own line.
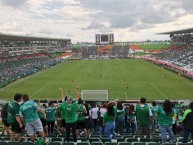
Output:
[81, 90, 108, 101]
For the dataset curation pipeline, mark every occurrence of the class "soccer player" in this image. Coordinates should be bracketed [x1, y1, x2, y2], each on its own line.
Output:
[19, 94, 47, 142]
[7, 93, 23, 142]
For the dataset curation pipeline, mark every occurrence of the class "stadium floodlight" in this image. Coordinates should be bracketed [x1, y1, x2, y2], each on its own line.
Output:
[81, 90, 108, 101]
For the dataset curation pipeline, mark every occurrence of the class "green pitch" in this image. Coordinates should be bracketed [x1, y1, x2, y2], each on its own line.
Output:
[0, 59, 193, 101]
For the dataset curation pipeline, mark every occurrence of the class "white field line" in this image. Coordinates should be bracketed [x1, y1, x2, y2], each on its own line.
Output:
[125, 92, 128, 99]
[30, 83, 49, 98]
[147, 61, 193, 87]
[150, 82, 168, 99]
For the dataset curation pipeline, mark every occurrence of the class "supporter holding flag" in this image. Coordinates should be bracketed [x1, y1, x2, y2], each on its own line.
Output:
[157, 99, 176, 144]
[19, 94, 47, 143]
[180, 101, 193, 145]
[7, 93, 23, 142]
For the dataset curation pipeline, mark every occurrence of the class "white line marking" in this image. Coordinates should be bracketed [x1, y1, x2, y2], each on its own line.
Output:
[125, 92, 128, 99]
[150, 82, 168, 99]
[30, 83, 49, 97]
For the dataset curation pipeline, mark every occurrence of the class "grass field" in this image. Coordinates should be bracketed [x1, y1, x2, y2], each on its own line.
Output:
[0, 59, 193, 101]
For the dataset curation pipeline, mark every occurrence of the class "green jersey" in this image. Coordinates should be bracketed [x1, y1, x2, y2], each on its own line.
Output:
[103, 108, 117, 123]
[37, 103, 44, 119]
[117, 109, 125, 119]
[77, 104, 85, 122]
[19, 101, 41, 123]
[45, 107, 56, 122]
[157, 107, 174, 126]
[136, 104, 151, 125]
[59, 101, 78, 123]
[151, 106, 159, 117]
[59, 102, 66, 119]
[7, 100, 20, 124]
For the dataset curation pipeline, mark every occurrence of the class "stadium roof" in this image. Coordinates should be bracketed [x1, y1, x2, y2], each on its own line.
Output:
[158, 27, 193, 35]
[0, 33, 71, 42]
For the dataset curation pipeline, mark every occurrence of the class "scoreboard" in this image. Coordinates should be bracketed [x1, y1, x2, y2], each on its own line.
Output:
[95, 34, 114, 45]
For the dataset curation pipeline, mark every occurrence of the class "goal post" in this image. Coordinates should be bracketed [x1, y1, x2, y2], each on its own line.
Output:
[81, 90, 108, 101]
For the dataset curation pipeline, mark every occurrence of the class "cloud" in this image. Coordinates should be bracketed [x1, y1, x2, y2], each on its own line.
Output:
[2, 0, 28, 7]
[0, 0, 193, 43]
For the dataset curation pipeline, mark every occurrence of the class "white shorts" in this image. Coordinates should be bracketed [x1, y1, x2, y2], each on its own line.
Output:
[26, 119, 43, 136]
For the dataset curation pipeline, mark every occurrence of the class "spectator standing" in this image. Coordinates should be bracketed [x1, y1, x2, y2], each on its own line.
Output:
[103, 102, 117, 143]
[135, 97, 153, 138]
[76, 98, 87, 139]
[59, 88, 79, 142]
[151, 101, 159, 132]
[19, 94, 47, 142]
[7, 93, 23, 142]
[157, 100, 176, 144]
[180, 101, 193, 145]
[90, 103, 99, 130]
[1, 103, 10, 135]
[126, 104, 136, 133]
[45, 102, 56, 134]
[98, 102, 107, 138]
[116, 101, 125, 135]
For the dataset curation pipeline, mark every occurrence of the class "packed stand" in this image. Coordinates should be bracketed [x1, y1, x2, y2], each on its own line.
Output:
[0, 54, 62, 88]
[0, 92, 193, 145]
[155, 45, 193, 72]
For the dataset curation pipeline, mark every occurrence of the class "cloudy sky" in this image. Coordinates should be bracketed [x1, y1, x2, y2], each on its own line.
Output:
[0, 0, 193, 43]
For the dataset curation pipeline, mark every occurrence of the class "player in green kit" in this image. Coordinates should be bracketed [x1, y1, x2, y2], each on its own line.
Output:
[19, 94, 47, 143]
[59, 88, 80, 142]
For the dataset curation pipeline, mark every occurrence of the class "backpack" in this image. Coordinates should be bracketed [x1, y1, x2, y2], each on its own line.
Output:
[35, 138, 47, 145]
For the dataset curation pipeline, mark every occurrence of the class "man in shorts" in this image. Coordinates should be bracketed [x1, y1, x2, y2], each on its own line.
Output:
[7, 93, 23, 142]
[19, 94, 47, 142]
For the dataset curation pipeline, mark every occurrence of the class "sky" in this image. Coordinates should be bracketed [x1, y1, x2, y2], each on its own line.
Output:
[0, 0, 193, 43]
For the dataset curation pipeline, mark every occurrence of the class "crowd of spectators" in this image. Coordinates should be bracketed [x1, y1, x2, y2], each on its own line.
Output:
[155, 45, 193, 72]
[0, 53, 62, 88]
[74, 45, 129, 59]
[0, 92, 192, 144]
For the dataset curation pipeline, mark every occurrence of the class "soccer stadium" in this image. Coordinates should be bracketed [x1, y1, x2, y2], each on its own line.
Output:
[0, 1, 193, 145]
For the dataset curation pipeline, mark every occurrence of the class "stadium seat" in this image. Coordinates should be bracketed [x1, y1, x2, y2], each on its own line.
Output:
[46, 134, 57, 138]
[0, 141, 8, 145]
[89, 138, 101, 143]
[177, 143, 192, 145]
[148, 143, 161, 145]
[164, 143, 176, 145]
[62, 143, 75, 145]
[22, 142, 35, 145]
[2, 137, 10, 141]
[7, 142, 21, 145]
[76, 142, 90, 145]
[51, 138, 63, 142]
[49, 142, 61, 145]
[123, 135, 134, 139]
[91, 142, 103, 145]
[126, 138, 138, 142]
[117, 138, 125, 142]
[152, 138, 162, 142]
[104, 143, 117, 145]
[101, 138, 109, 143]
[118, 142, 132, 145]
[140, 138, 152, 142]
[133, 143, 146, 145]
